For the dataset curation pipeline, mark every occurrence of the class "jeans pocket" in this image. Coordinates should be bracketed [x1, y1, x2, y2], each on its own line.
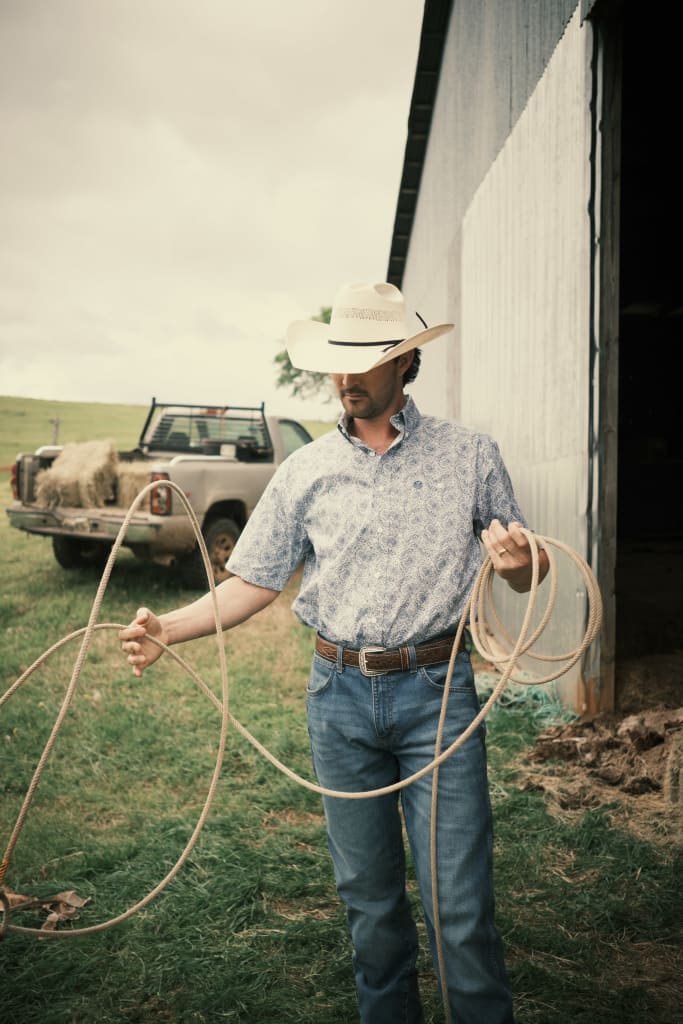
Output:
[419, 650, 475, 693]
[419, 655, 485, 737]
[306, 653, 337, 696]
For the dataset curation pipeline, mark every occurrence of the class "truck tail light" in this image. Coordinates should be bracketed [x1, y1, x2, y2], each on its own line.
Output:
[10, 462, 19, 500]
[150, 472, 172, 515]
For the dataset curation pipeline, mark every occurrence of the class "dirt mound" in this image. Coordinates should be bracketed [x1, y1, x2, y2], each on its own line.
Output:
[523, 707, 683, 843]
[530, 708, 682, 796]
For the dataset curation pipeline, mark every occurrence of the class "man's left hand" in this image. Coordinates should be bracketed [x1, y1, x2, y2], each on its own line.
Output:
[481, 519, 548, 593]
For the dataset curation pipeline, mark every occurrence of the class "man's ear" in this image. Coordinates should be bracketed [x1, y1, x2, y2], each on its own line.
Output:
[398, 350, 415, 370]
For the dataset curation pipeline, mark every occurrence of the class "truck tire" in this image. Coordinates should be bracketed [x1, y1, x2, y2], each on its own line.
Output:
[178, 517, 241, 589]
[52, 536, 112, 570]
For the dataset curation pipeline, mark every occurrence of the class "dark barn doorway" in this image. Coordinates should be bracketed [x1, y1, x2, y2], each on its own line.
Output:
[614, 8, 682, 706]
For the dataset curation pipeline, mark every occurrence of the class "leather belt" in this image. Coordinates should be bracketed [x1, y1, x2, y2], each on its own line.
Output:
[315, 632, 465, 678]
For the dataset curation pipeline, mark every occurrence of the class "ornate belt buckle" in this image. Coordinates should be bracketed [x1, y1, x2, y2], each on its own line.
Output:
[358, 645, 386, 677]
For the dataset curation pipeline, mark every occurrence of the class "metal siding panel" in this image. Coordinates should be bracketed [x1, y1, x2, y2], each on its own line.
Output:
[397, 3, 599, 707]
[401, 0, 580, 290]
[460, 7, 594, 706]
[403, 1, 582, 421]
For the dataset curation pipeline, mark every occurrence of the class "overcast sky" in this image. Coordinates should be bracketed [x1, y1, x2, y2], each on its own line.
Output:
[0, 0, 425, 421]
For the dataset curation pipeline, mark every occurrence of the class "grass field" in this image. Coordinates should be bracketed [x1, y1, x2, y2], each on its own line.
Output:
[1, 398, 681, 1023]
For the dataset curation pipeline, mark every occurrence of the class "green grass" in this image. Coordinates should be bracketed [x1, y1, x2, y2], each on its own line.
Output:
[1, 401, 681, 1023]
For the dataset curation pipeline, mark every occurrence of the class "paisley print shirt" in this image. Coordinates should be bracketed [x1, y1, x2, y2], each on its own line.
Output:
[227, 397, 526, 647]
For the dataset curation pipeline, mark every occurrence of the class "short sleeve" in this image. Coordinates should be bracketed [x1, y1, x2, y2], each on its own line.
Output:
[226, 460, 311, 590]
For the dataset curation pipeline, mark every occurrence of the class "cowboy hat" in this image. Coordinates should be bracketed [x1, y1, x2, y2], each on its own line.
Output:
[285, 281, 453, 375]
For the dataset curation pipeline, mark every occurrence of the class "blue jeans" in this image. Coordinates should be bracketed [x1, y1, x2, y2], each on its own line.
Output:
[306, 647, 514, 1024]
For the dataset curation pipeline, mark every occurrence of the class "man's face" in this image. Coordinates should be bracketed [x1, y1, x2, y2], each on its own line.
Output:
[330, 356, 409, 421]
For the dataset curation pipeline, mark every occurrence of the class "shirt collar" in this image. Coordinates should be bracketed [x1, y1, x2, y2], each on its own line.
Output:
[336, 395, 421, 445]
[391, 395, 420, 438]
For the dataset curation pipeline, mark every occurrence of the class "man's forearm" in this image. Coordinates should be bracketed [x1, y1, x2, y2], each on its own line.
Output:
[161, 576, 280, 645]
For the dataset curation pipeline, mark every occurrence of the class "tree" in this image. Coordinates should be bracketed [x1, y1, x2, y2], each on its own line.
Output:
[274, 306, 333, 401]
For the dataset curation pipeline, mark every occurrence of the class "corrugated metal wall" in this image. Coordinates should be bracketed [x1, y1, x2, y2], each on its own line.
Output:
[460, 6, 593, 705]
[402, 2, 599, 707]
[404, 0, 579, 422]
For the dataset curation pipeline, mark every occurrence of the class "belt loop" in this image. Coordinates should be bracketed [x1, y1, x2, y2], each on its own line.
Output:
[407, 643, 417, 671]
[335, 642, 344, 672]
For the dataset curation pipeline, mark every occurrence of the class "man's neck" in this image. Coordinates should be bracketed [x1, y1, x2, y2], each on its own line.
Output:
[349, 395, 406, 454]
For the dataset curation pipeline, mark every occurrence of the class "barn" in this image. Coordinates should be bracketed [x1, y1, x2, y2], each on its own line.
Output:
[388, 0, 681, 712]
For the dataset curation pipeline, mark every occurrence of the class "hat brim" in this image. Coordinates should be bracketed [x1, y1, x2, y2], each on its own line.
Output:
[285, 320, 453, 375]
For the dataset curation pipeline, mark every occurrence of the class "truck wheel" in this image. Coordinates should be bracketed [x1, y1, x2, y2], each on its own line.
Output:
[52, 536, 111, 570]
[178, 517, 241, 589]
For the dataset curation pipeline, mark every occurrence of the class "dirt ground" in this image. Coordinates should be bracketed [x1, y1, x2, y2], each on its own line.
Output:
[521, 652, 683, 844]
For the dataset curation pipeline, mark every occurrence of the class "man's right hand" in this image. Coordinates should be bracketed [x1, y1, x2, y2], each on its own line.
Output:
[119, 608, 168, 677]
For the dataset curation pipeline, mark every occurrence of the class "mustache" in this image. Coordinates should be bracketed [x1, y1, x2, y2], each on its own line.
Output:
[341, 388, 368, 398]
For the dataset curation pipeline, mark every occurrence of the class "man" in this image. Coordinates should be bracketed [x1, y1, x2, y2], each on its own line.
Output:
[120, 281, 548, 1024]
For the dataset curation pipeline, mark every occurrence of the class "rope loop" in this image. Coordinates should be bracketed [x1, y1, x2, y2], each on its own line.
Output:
[1, 480, 231, 939]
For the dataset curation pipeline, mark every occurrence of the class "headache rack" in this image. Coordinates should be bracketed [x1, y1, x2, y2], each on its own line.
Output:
[139, 399, 274, 461]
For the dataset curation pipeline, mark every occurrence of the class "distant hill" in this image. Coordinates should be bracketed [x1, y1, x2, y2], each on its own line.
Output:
[0, 395, 333, 471]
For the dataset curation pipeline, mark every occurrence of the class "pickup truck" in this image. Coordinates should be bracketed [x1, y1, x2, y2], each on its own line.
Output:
[6, 399, 313, 587]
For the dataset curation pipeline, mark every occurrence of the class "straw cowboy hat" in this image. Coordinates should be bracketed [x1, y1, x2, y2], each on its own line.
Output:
[285, 281, 453, 375]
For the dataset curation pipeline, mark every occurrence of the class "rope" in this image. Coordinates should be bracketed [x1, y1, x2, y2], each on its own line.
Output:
[0, 482, 602, 1024]
[1, 481, 230, 935]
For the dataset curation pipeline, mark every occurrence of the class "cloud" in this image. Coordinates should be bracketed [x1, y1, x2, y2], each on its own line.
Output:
[0, 0, 424, 419]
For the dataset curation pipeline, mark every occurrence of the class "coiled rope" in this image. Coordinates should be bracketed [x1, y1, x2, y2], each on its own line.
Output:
[0, 481, 602, 1023]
